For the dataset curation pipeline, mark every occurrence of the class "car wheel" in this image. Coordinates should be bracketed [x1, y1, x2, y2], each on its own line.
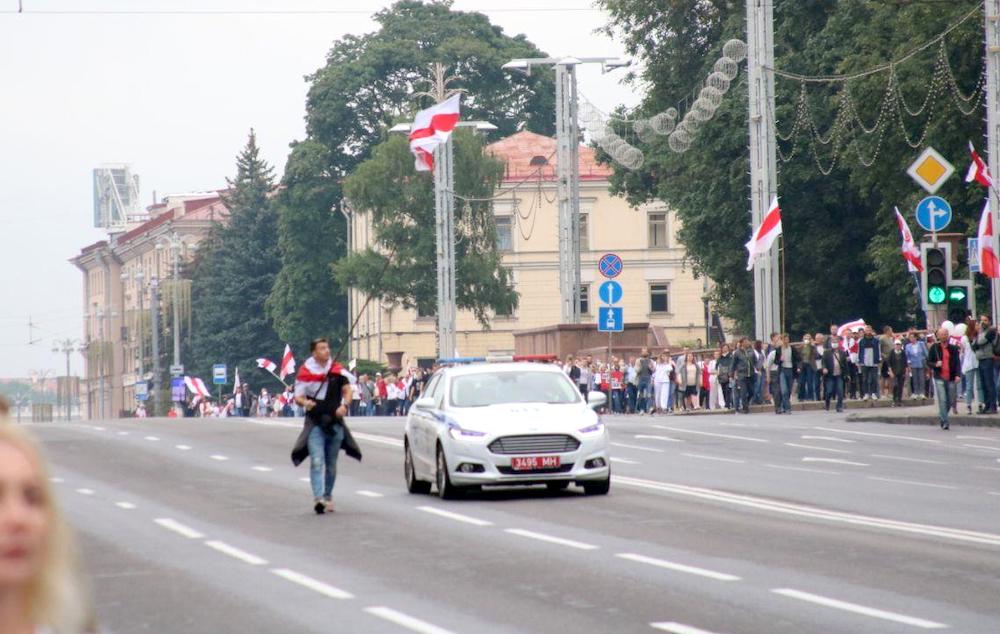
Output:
[546, 482, 570, 492]
[583, 476, 611, 496]
[436, 445, 460, 500]
[405, 441, 431, 494]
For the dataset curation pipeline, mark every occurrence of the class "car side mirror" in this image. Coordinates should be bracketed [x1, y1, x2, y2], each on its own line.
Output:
[587, 391, 607, 410]
[414, 396, 435, 410]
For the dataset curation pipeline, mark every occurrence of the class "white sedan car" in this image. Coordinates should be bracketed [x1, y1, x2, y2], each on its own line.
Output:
[403, 362, 610, 499]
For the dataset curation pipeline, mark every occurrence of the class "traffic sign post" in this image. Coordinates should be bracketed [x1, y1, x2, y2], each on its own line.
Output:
[598, 307, 623, 332]
[915, 196, 952, 239]
[907, 147, 955, 195]
[135, 381, 148, 402]
[598, 253, 623, 279]
[212, 364, 227, 385]
[169, 364, 184, 377]
[969, 238, 980, 274]
[598, 280, 623, 305]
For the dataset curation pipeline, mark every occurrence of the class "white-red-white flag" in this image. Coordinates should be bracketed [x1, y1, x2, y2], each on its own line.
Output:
[893, 207, 923, 273]
[280, 344, 296, 380]
[978, 200, 1000, 279]
[184, 376, 211, 398]
[837, 319, 866, 338]
[233, 366, 241, 390]
[256, 358, 277, 374]
[745, 196, 783, 271]
[966, 142, 993, 188]
[408, 93, 461, 171]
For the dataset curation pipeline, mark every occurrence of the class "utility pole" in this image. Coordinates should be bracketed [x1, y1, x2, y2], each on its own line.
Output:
[51, 338, 79, 421]
[746, 0, 781, 340]
[156, 233, 196, 371]
[150, 277, 162, 415]
[986, 0, 1000, 322]
[503, 55, 629, 325]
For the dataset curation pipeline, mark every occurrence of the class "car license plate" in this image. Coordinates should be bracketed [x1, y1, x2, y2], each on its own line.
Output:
[511, 456, 561, 471]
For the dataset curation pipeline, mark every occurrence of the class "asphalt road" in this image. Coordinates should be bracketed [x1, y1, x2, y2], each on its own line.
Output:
[25, 410, 1000, 634]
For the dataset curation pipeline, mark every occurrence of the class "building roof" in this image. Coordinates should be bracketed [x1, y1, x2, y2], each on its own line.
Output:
[485, 130, 613, 183]
[115, 209, 175, 246]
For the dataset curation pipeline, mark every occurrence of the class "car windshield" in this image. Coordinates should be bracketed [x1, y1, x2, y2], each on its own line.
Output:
[449, 371, 581, 408]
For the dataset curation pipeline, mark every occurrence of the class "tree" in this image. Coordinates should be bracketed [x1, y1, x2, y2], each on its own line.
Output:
[189, 130, 284, 386]
[599, 0, 985, 334]
[335, 129, 517, 324]
[268, 0, 555, 348]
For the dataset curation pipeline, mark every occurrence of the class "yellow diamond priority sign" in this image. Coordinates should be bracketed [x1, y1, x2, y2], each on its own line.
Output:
[907, 146, 955, 194]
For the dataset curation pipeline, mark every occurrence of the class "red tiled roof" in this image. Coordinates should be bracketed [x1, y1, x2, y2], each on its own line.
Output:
[182, 196, 222, 215]
[79, 240, 108, 256]
[485, 130, 613, 182]
[116, 209, 175, 246]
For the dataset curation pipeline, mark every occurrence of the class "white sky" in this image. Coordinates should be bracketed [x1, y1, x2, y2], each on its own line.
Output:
[0, 0, 641, 378]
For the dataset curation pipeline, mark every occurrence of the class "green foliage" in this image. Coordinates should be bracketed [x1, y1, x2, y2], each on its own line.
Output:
[351, 358, 388, 377]
[336, 130, 517, 325]
[189, 130, 285, 385]
[270, 0, 554, 347]
[600, 0, 985, 334]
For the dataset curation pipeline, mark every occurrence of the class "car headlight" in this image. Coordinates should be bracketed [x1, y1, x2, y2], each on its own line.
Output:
[578, 422, 604, 434]
[447, 421, 486, 440]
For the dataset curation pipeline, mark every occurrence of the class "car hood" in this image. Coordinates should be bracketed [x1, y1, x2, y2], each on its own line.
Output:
[448, 402, 598, 435]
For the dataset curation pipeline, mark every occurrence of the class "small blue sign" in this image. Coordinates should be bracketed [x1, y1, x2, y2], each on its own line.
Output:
[915, 196, 952, 232]
[598, 306, 624, 332]
[599, 280, 623, 305]
[212, 364, 227, 385]
[598, 253, 624, 278]
[171, 377, 186, 402]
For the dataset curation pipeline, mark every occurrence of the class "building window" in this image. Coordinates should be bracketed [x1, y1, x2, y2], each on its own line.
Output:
[416, 303, 435, 318]
[579, 283, 590, 315]
[648, 212, 668, 248]
[578, 214, 589, 252]
[496, 216, 513, 252]
[496, 268, 515, 317]
[650, 282, 670, 314]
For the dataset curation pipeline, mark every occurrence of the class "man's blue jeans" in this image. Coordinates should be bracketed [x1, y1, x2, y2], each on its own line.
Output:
[636, 378, 651, 413]
[824, 375, 844, 411]
[308, 423, 344, 499]
[979, 357, 997, 412]
[800, 364, 816, 400]
[779, 368, 794, 412]
[933, 378, 957, 424]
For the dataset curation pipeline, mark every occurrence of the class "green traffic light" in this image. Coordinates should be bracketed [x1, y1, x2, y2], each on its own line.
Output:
[948, 287, 967, 302]
[928, 286, 946, 304]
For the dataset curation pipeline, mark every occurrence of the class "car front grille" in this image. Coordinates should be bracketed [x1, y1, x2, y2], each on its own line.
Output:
[497, 463, 574, 475]
[488, 434, 580, 455]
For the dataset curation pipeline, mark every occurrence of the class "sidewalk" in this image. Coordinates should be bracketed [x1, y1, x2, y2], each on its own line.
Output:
[846, 404, 1000, 428]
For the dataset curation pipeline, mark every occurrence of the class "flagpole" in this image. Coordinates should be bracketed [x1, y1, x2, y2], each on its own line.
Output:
[780, 235, 786, 334]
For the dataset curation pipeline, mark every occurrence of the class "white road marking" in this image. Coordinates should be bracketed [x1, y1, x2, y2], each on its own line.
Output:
[867, 476, 958, 490]
[785, 443, 851, 454]
[153, 518, 204, 539]
[680, 453, 745, 464]
[814, 427, 940, 444]
[115, 502, 136, 510]
[613, 475, 1000, 547]
[956, 435, 1000, 442]
[210, 455, 229, 461]
[117, 431, 129, 436]
[650, 623, 722, 634]
[271, 568, 354, 599]
[963, 444, 1000, 453]
[504, 528, 598, 550]
[610, 457, 641, 465]
[251, 466, 273, 472]
[651, 425, 768, 443]
[364, 606, 455, 634]
[975, 466, 1000, 472]
[771, 588, 948, 629]
[175, 444, 192, 450]
[49, 477, 64, 483]
[764, 464, 840, 475]
[92, 426, 106, 431]
[616, 553, 740, 581]
[75, 488, 95, 495]
[988, 492, 1000, 496]
[870, 454, 947, 465]
[801, 435, 855, 443]
[299, 477, 311, 482]
[205, 540, 268, 565]
[802, 457, 869, 466]
[635, 434, 684, 443]
[356, 490, 384, 498]
[144, 436, 159, 441]
[417, 506, 493, 527]
[612, 442, 664, 453]
[353, 432, 405, 448]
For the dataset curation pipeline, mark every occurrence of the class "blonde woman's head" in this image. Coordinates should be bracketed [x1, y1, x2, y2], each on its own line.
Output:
[0, 419, 94, 633]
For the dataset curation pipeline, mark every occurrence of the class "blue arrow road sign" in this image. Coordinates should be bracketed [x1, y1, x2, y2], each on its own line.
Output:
[915, 196, 952, 232]
[599, 280, 623, 305]
[598, 307, 624, 332]
[598, 253, 624, 278]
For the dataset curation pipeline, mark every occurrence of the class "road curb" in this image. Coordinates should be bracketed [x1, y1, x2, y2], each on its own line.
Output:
[845, 413, 1000, 427]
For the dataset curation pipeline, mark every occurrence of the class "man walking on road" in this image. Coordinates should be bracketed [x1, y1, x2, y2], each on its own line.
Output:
[291, 338, 362, 514]
[928, 327, 961, 430]
[972, 315, 998, 414]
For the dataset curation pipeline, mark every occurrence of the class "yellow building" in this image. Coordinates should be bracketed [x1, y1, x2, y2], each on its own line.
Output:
[347, 131, 717, 368]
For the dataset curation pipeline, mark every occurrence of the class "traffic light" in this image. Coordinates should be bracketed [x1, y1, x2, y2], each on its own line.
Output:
[924, 247, 948, 306]
[947, 282, 973, 325]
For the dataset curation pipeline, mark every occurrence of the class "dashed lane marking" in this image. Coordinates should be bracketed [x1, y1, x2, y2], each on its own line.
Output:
[144, 436, 159, 441]
[611, 442, 664, 453]
[75, 488, 95, 495]
[353, 432, 405, 448]
[764, 464, 841, 475]
[271, 568, 354, 600]
[117, 431, 129, 436]
[210, 455, 229, 461]
[610, 457, 641, 465]
[417, 506, 493, 527]
[801, 435, 855, 443]
[153, 518, 204, 539]
[356, 490, 384, 498]
[870, 454, 947, 465]
[616, 553, 740, 581]
[204, 540, 268, 566]
[114, 502, 137, 510]
[813, 427, 940, 444]
[635, 434, 684, 443]
[802, 458, 869, 466]
[771, 588, 948, 630]
[963, 444, 1000, 453]
[956, 435, 1000, 442]
[252, 466, 273, 472]
[504, 528, 598, 550]
[867, 476, 958, 491]
[651, 425, 769, 443]
[650, 623, 723, 634]
[49, 477, 64, 483]
[680, 453, 745, 464]
[364, 606, 455, 634]
[784, 443, 851, 454]
[175, 444, 192, 450]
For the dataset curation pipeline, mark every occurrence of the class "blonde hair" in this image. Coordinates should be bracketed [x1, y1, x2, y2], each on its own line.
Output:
[0, 420, 96, 634]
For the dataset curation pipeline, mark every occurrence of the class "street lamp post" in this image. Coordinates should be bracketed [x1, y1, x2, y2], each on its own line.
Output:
[51, 338, 80, 421]
[156, 233, 197, 372]
[121, 265, 147, 408]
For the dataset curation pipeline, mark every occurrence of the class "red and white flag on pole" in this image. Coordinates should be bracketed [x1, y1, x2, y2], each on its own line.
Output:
[409, 93, 461, 172]
[966, 142, 993, 188]
[279, 344, 296, 380]
[184, 376, 211, 398]
[893, 207, 923, 273]
[256, 358, 277, 374]
[978, 200, 1000, 279]
[836, 319, 866, 338]
[745, 196, 783, 271]
[233, 366, 241, 390]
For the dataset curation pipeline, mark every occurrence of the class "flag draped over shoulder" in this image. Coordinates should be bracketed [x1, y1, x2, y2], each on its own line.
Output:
[978, 200, 1000, 279]
[745, 196, 782, 271]
[893, 207, 923, 273]
[408, 94, 461, 171]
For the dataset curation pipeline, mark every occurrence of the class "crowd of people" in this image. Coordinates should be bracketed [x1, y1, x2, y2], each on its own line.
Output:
[560, 315, 1000, 429]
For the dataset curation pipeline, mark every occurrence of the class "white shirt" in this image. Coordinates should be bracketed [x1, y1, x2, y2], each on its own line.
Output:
[961, 336, 979, 373]
[653, 361, 673, 383]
